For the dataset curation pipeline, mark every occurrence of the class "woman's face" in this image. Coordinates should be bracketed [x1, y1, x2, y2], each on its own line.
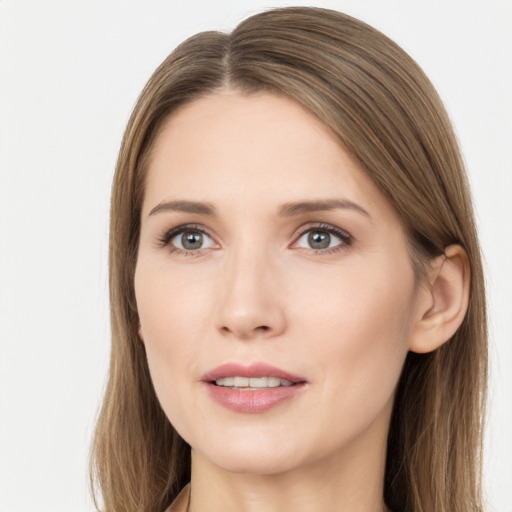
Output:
[135, 91, 424, 475]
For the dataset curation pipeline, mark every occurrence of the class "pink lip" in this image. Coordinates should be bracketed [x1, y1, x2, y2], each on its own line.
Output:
[202, 362, 305, 383]
[202, 362, 307, 414]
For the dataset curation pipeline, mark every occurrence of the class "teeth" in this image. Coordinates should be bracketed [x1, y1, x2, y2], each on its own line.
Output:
[250, 377, 277, 388]
[219, 377, 234, 386]
[234, 376, 249, 387]
[215, 377, 295, 388]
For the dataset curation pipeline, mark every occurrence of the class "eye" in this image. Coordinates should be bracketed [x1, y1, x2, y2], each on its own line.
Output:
[172, 229, 215, 251]
[161, 225, 217, 253]
[294, 225, 351, 252]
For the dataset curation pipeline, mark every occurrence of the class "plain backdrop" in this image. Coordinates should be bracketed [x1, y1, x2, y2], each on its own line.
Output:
[0, 1, 511, 511]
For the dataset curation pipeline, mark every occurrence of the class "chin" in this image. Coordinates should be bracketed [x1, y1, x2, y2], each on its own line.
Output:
[200, 446, 302, 476]
[188, 427, 307, 476]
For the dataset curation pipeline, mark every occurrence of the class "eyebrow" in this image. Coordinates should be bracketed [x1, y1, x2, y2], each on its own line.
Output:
[149, 200, 216, 217]
[148, 198, 371, 219]
[278, 199, 371, 219]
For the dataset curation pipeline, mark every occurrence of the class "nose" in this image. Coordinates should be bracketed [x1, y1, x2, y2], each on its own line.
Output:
[215, 248, 287, 341]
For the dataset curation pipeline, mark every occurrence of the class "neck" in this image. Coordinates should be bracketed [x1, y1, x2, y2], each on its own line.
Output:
[186, 416, 390, 512]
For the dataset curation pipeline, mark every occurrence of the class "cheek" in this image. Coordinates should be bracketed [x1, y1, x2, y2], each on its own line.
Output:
[294, 254, 416, 345]
[134, 261, 222, 430]
[135, 265, 195, 402]
[136, 259, 211, 342]
[294, 259, 415, 414]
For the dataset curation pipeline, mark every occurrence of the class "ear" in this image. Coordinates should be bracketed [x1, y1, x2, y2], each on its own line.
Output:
[136, 320, 144, 343]
[409, 244, 470, 354]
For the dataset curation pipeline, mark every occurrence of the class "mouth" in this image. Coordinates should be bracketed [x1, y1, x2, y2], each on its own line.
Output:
[203, 362, 305, 386]
[202, 363, 306, 413]
[213, 376, 295, 389]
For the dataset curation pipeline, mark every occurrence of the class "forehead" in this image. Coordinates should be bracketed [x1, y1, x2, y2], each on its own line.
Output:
[143, 91, 394, 221]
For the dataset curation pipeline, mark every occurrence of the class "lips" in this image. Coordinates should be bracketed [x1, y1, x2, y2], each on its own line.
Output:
[214, 376, 294, 388]
[202, 362, 307, 413]
[202, 362, 305, 383]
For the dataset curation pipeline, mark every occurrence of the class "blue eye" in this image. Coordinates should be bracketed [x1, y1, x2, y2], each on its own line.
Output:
[295, 226, 351, 251]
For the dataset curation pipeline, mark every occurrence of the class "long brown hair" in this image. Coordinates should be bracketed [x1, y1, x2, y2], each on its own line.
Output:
[90, 7, 487, 511]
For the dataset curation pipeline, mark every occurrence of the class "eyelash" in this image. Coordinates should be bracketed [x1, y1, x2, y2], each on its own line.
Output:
[157, 223, 211, 257]
[157, 222, 353, 256]
[293, 223, 353, 255]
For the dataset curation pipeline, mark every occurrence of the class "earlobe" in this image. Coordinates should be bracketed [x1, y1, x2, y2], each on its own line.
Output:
[137, 321, 144, 343]
[409, 244, 470, 354]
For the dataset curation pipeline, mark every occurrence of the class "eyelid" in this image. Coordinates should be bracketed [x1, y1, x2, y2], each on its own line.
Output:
[157, 223, 219, 253]
[156, 221, 353, 255]
[290, 222, 353, 252]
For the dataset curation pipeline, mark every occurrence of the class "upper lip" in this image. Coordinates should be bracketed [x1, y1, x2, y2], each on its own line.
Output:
[202, 362, 306, 383]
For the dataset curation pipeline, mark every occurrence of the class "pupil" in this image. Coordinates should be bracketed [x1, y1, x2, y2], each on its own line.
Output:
[308, 231, 330, 249]
[182, 231, 203, 250]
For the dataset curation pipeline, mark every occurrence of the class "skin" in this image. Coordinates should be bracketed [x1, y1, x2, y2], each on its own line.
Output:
[135, 91, 469, 512]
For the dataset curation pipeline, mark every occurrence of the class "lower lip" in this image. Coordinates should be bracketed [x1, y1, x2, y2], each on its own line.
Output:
[205, 382, 305, 413]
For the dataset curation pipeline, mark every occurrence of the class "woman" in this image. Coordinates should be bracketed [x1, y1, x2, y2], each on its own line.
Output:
[90, 7, 487, 512]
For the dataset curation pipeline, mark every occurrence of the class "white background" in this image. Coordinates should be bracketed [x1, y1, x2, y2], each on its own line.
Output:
[0, 1, 510, 511]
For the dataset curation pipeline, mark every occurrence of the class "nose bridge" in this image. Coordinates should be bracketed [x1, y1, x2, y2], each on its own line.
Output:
[216, 238, 285, 339]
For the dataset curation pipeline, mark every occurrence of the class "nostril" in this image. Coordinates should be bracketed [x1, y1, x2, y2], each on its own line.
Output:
[220, 324, 270, 336]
